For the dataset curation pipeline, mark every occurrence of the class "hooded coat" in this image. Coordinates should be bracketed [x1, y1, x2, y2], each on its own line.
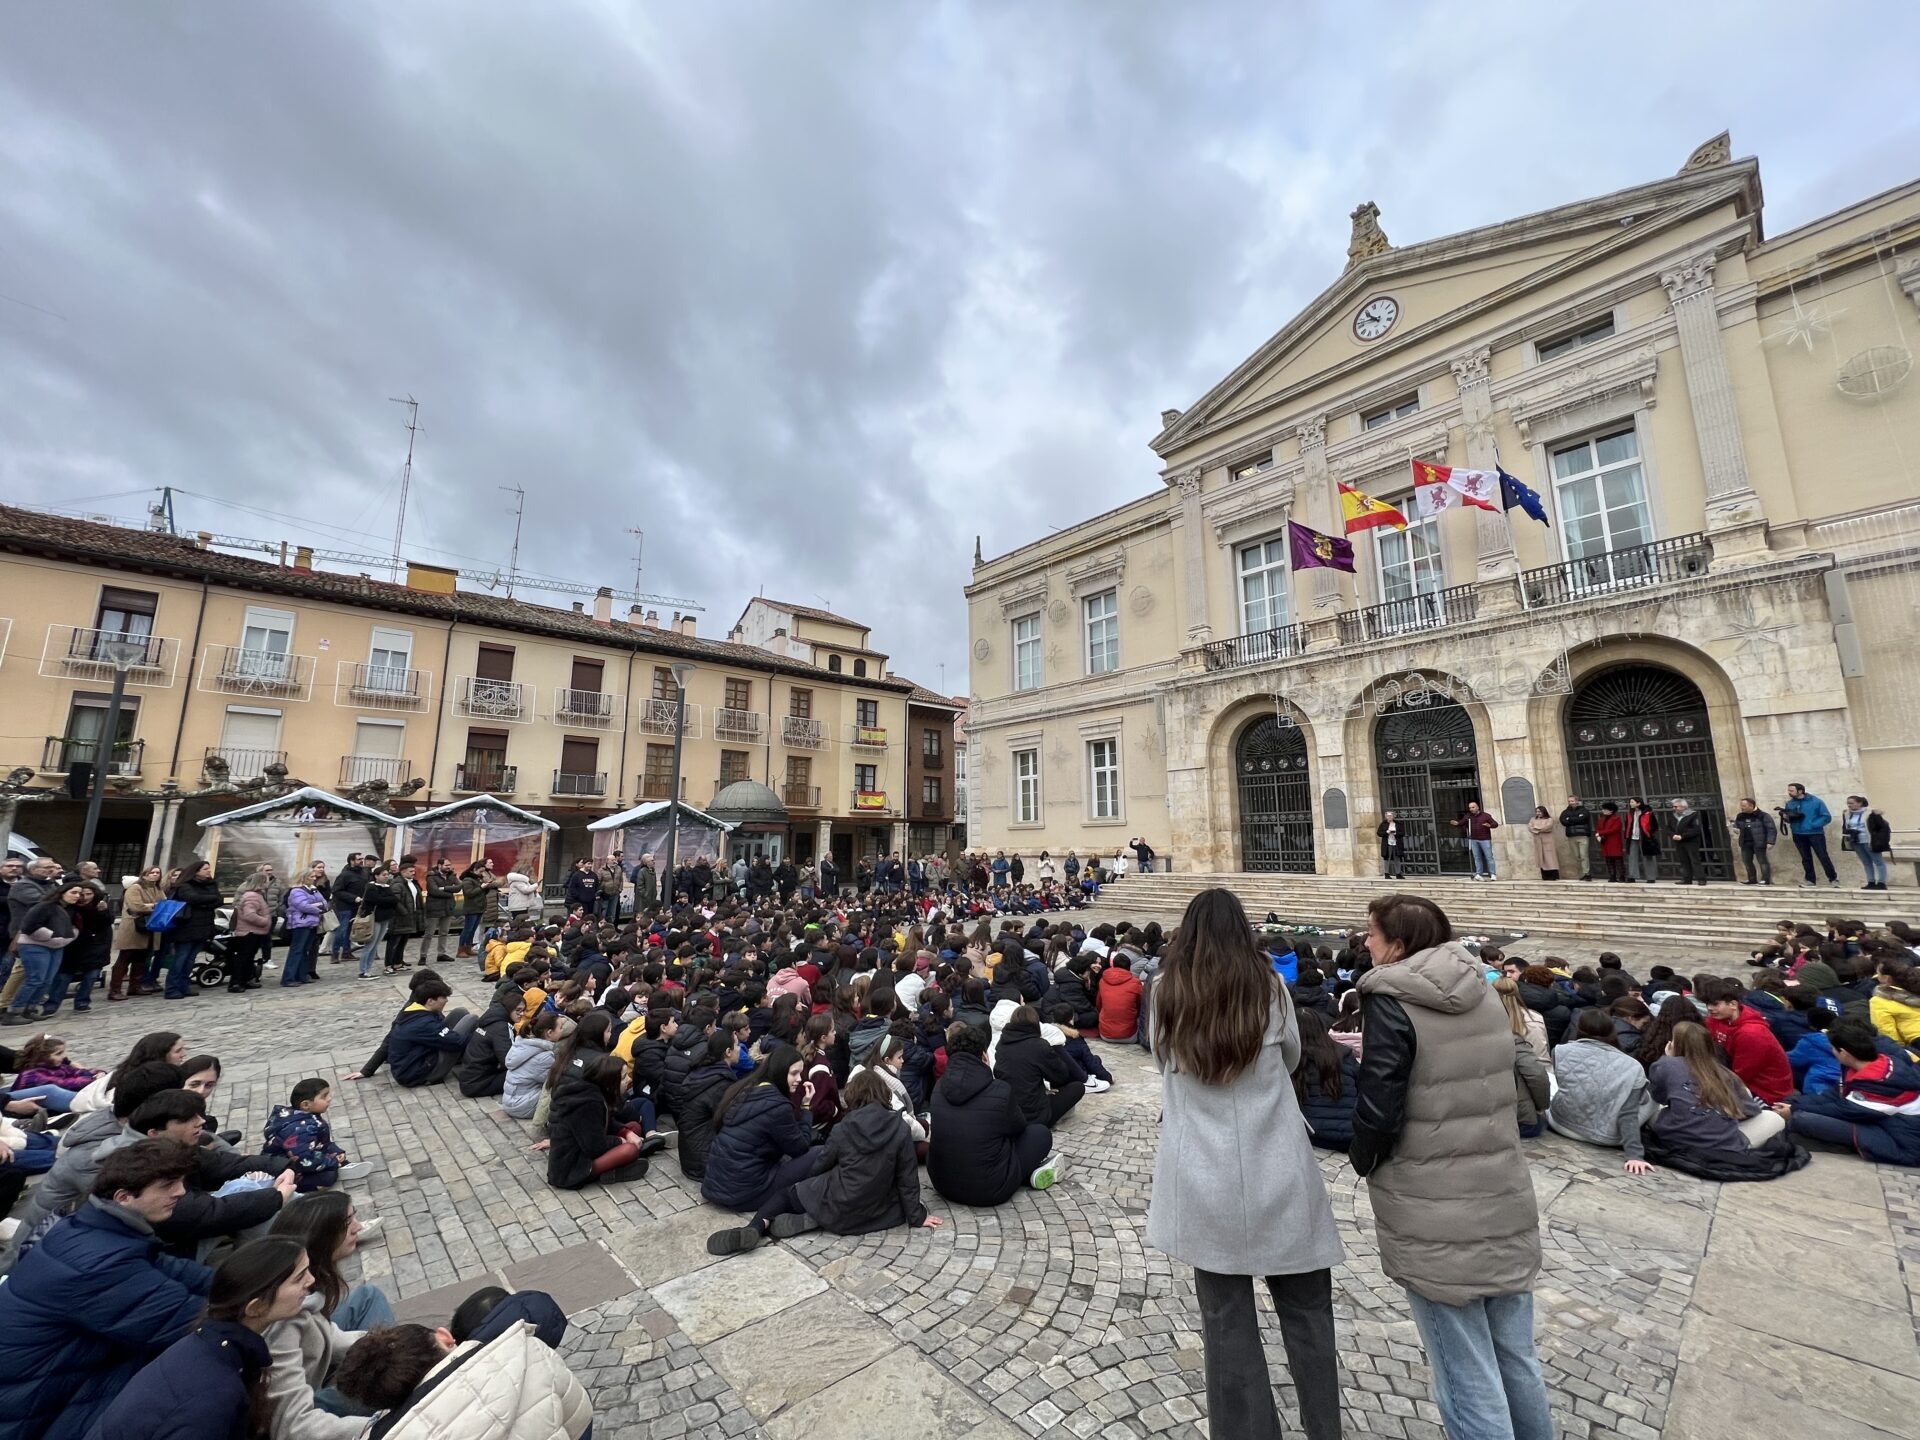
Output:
[545, 1071, 629, 1190]
[1096, 965, 1143, 1040]
[1871, 986, 1920, 1049]
[1351, 942, 1541, 1306]
[501, 1036, 557, 1119]
[672, 1060, 737, 1181]
[790, 1102, 928, 1234]
[80, 1319, 271, 1440]
[992, 1019, 1080, 1126]
[360, 1320, 592, 1440]
[1044, 966, 1099, 1030]
[927, 1052, 1034, 1208]
[701, 1081, 812, 1210]
[457, 1001, 517, 1098]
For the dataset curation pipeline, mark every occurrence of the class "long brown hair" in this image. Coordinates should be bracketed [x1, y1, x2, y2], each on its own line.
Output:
[1493, 978, 1530, 1038]
[1153, 888, 1283, 1085]
[1637, 995, 1698, 1075]
[1668, 1021, 1746, 1118]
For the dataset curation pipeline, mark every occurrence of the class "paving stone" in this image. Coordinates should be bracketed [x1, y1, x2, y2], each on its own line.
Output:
[705, 1292, 899, 1420]
[765, 1347, 995, 1440]
[654, 1245, 828, 1345]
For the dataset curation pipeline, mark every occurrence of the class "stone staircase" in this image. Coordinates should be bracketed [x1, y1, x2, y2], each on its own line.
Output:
[1101, 871, 1915, 951]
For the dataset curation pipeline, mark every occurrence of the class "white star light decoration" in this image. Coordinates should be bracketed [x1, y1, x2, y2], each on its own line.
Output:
[1763, 293, 1845, 353]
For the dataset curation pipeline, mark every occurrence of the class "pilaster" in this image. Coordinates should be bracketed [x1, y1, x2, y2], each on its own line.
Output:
[1296, 417, 1352, 646]
[1173, 469, 1212, 645]
[1661, 253, 1767, 564]
[1453, 346, 1522, 615]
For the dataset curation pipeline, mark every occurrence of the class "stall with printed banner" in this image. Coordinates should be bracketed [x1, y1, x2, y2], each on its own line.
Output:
[195, 787, 397, 891]
[393, 795, 558, 884]
[587, 799, 734, 877]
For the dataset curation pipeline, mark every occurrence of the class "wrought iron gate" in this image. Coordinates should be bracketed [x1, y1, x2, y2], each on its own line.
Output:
[1237, 715, 1315, 873]
[1565, 666, 1730, 880]
[1374, 697, 1481, 875]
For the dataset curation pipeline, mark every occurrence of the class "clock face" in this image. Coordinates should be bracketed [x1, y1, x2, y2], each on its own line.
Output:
[1353, 295, 1399, 341]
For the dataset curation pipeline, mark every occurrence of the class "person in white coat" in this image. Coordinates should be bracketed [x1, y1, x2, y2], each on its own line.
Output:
[332, 1319, 591, 1439]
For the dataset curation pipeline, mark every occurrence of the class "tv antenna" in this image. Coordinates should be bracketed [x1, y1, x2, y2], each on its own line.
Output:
[626, 527, 645, 591]
[388, 396, 420, 579]
[499, 484, 525, 597]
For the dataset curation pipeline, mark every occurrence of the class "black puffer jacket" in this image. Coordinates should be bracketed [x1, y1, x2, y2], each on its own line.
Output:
[168, 877, 224, 944]
[629, 1035, 671, 1104]
[1516, 980, 1573, 1047]
[702, 1082, 812, 1210]
[1290, 976, 1335, 1020]
[1043, 969, 1098, 1030]
[456, 1001, 517, 1098]
[659, 1028, 706, 1118]
[546, 1073, 630, 1190]
[1296, 1050, 1360, 1152]
[790, 1103, 927, 1235]
[673, 1062, 736, 1181]
[992, 1020, 1080, 1127]
[928, 1053, 1032, 1208]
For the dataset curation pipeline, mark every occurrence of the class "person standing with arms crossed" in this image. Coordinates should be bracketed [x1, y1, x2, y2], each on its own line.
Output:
[1781, 783, 1838, 888]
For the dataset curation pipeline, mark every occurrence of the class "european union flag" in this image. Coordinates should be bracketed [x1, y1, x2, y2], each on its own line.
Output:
[1499, 467, 1550, 526]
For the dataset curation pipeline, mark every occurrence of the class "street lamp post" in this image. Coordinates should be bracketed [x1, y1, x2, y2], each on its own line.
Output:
[661, 660, 696, 904]
[77, 636, 150, 866]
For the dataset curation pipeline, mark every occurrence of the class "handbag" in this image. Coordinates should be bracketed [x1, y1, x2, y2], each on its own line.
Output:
[144, 898, 187, 934]
[350, 912, 375, 947]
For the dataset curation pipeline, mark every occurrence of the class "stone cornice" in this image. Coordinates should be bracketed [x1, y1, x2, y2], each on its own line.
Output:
[1328, 421, 1453, 483]
[995, 575, 1050, 618]
[1063, 547, 1128, 598]
[1206, 480, 1297, 543]
[1498, 342, 1661, 445]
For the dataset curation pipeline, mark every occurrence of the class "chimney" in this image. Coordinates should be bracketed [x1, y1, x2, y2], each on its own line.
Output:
[592, 586, 613, 624]
[628, 604, 645, 625]
[403, 561, 459, 595]
[645, 609, 659, 629]
[670, 611, 682, 631]
[571, 600, 585, 614]
[678, 615, 697, 637]
[193, 531, 213, 550]
[293, 545, 314, 571]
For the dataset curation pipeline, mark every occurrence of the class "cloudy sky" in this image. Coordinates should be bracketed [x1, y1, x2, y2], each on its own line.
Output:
[3, 4, 1915, 693]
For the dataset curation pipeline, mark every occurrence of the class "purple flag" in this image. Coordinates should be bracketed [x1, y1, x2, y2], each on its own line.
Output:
[1288, 520, 1355, 574]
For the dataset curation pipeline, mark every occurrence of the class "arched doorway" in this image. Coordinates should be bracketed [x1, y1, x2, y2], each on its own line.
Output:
[1236, 715, 1315, 873]
[1565, 665, 1731, 880]
[1374, 696, 1481, 875]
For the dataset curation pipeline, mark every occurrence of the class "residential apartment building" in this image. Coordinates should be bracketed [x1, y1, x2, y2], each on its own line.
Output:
[966, 138, 1920, 881]
[0, 508, 925, 875]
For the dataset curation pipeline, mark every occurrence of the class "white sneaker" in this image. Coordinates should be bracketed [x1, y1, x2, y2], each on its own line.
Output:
[0, 1217, 18, 1244]
[354, 1217, 385, 1244]
[1029, 1152, 1063, 1190]
[1084, 1077, 1112, 1094]
[337, 1161, 374, 1182]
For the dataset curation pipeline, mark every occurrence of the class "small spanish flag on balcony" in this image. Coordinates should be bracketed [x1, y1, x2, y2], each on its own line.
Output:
[1338, 482, 1408, 534]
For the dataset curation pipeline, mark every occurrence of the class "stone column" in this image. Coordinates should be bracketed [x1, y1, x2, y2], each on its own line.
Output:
[1173, 469, 1212, 646]
[1661, 253, 1767, 561]
[1294, 417, 1351, 650]
[890, 819, 909, 859]
[141, 798, 173, 869]
[0, 795, 18, 854]
[1315, 741, 1355, 877]
[815, 818, 833, 865]
[1452, 347, 1520, 608]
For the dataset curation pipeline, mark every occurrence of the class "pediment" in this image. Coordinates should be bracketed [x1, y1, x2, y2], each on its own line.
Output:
[1154, 163, 1760, 457]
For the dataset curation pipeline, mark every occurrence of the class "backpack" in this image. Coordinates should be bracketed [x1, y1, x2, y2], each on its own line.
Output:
[143, 898, 187, 934]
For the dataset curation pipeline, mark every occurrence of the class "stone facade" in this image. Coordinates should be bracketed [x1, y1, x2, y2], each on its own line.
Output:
[966, 142, 1920, 878]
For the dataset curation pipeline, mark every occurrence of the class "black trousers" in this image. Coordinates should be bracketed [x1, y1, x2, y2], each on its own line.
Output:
[420, 1009, 480, 1086]
[1672, 839, 1703, 884]
[227, 934, 267, 990]
[1047, 1082, 1085, 1127]
[1193, 1266, 1341, 1440]
[1740, 843, 1772, 884]
[1793, 832, 1837, 882]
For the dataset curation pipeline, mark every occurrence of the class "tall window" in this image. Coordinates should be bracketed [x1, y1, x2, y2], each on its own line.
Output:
[788, 687, 812, 718]
[462, 729, 507, 785]
[651, 666, 678, 701]
[95, 586, 157, 640]
[1012, 614, 1042, 691]
[64, 694, 140, 770]
[1552, 427, 1652, 565]
[853, 658, 867, 678]
[856, 698, 879, 729]
[827, 654, 843, 673]
[367, 627, 413, 693]
[1013, 748, 1040, 824]
[854, 762, 878, 793]
[719, 749, 750, 785]
[723, 678, 752, 711]
[1084, 589, 1119, 675]
[643, 743, 675, 796]
[1238, 536, 1291, 635]
[1375, 511, 1445, 600]
[1362, 394, 1419, 430]
[236, 607, 294, 683]
[922, 776, 942, 807]
[1088, 739, 1120, 819]
[784, 756, 811, 792]
[921, 728, 942, 764]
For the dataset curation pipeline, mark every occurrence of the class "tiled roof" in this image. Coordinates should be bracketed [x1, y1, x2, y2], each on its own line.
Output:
[739, 595, 870, 632]
[899, 679, 963, 711]
[0, 506, 916, 692]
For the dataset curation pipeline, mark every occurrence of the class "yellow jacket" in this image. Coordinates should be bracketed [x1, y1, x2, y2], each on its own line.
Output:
[613, 1015, 646, 1064]
[517, 985, 549, 1034]
[1871, 989, 1920, 1049]
[485, 937, 531, 981]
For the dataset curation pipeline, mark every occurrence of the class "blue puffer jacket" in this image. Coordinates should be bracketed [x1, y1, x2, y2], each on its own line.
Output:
[1745, 990, 1811, 1052]
[1297, 1050, 1361, 1152]
[387, 1006, 471, 1087]
[701, 1081, 812, 1210]
[0, 1199, 212, 1440]
[81, 1320, 270, 1440]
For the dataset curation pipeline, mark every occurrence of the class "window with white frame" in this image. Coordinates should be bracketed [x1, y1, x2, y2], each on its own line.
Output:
[1088, 738, 1120, 819]
[1013, 748, 1040, 824]
[1084, 589, 1119, 675]
[367, 627, 413, 692]
[1238, 536, 1291, 635]
[1361, 394, 1419, 431]
[236, 607, 294, 683]
[1537, 315, 1616, 362]
[1551, 426, 1652, 571]
[1012, 614, 1042, 691]
[1374, 509, 1445, 601]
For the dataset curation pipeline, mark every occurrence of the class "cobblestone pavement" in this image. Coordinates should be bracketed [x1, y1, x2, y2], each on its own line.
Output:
[37, 960, 1920, 1439]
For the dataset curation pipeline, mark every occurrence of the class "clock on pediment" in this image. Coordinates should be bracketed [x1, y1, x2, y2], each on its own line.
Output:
[1352, 295, 1400, 342]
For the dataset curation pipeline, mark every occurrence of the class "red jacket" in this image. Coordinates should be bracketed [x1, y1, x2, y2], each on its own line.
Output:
[1097, 965, 1144, 1041]
[1707, 1005, 1794, 1104]
[1594, 812, 1626, 858]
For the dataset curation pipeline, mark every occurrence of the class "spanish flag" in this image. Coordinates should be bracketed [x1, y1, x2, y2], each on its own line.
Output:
[1339, 482, 1408, 534]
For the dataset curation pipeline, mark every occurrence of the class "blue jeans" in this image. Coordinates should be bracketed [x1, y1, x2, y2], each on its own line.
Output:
[42, 967, 102, 1014]
[282, 927, 320, 985]
[14, 944, 59, 1012]
[1855, 845, 1888, 886]
[619, 1093, 658, 1131]
[162, 939, 202, 999]
[314, 1285, 397, 1414]
[357, 920, 389, 977]
[329, 904, 359, 957]
[1405, 1289, 1553, 1440]
[460, 912, 482, 950]
[6, 1082, 80, 1112]
[1469, 838, 1496, 877]
[12, 1129, 57, 1173]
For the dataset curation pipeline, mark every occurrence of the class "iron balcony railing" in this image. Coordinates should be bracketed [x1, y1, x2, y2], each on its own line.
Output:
[849, 724, 888, 749]
[342, 661, 428, 709]
[203, 746, 286, 781]
[782, 784, 821, 809]
[1202, 623, 1311, 672]
[714, 707, 763, 740]
[42, 735, 145, 776]
[552, 688, 617, 727]
[552, 770, 608, 797]
[1338, 583, 1480, 644]
[781, 715, 828, 749]
[339, 755, 412, 787]
[206, 645, 312, 698]
[1520, 533, 1709, 609]
[453, 762, 515, 793]
[54, 626, 173, 681]
[453, 676, 533, 722]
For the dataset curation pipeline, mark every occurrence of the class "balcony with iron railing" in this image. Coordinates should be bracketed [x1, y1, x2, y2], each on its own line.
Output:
[42, 735, 145, 776]
[338, 660, 430, 710]
[43, 626, 176, 684]
[638, 774, 687, 801]
[781, 715, 828, 749]
[782, 783, 821, 810]
[202, 645, 314, 699]
[552, 770, 608, 797]
[848, 724, 888, 749]
[713, 707, 763, 741]
[339, 755, 413, 787]
[453, 676, 534, 723]
[1202, 622, 1311, 672]
[1520, 532, 1709, 609]
[453, 761, 516, 794]
[552, 688, 617, 728]
[638, 697, 701, 737]
[1337, 583, 1480, 645]
[203, 746, 287, 782]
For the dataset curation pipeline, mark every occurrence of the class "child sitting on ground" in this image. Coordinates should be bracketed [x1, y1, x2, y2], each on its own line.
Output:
[262, 1078, 370, 1191]
[1787, 1008, 1844, 1095]
[1047, 1003, 1113, 1093]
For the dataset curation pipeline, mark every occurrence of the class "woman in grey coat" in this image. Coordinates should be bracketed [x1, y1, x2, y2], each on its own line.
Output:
[1146, 889, 1343, 1440]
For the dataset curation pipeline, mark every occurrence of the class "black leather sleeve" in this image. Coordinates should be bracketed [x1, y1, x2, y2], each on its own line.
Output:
[1349, 994, 1416, 1177]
